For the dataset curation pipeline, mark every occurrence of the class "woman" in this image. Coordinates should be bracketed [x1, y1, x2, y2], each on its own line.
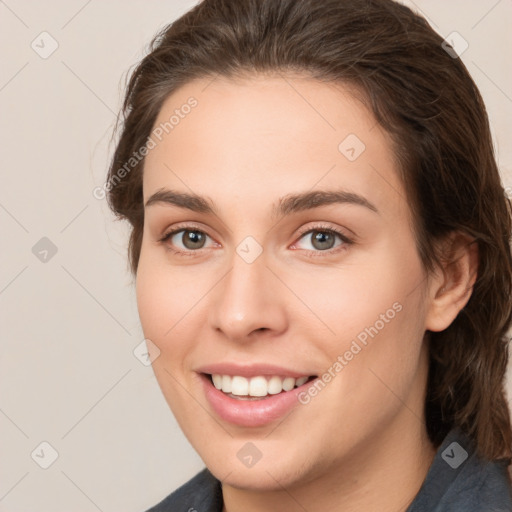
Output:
[106, 0, 512, 510]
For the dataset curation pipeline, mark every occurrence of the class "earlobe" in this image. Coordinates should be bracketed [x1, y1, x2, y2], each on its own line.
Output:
[425, 233, 479, 333]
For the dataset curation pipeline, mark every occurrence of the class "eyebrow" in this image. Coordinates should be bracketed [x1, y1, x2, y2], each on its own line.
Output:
[144, 188, 379, 218]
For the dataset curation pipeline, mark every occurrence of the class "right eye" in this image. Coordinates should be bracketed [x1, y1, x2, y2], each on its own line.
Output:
[159, 227, 216, 255]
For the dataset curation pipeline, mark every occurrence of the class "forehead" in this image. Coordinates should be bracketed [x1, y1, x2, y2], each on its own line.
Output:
[142, 74, 409, 221]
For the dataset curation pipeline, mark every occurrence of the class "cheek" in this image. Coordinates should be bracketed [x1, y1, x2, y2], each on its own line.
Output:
[288, 237, 428, 396]
[136, 248, 209, 342]
[135, 256, 208, 419]
[321, 256, 428, 410]
[136, 263, 174, 342]
[285, 242, 424, 344]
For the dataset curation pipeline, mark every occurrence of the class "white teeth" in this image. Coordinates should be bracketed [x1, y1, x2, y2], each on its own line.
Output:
[211, 374, 311, 397]
[267, 376, 283, 395]
[249, 376, 268, 397]
[221, 375, 232, 393]
[212, 374, 223, 390]
[231, 376, 249, 396]
[282, 377, 295, 391]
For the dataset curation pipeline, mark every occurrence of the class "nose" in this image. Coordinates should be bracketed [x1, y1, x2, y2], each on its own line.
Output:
[208, 249, 288, 343]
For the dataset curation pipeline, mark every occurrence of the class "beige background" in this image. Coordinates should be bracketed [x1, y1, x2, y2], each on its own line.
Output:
[1, 1, 511, 511]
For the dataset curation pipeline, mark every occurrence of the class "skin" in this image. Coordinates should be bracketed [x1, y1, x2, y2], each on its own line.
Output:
[136, 74, 478, 512]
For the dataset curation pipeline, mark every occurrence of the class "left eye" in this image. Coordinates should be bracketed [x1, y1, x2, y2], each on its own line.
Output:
[294, 229, 346, 252]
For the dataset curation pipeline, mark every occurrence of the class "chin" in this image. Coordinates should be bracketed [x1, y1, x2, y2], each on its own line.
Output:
[193, 435, 322, 492]
[211, 458, 311, 491]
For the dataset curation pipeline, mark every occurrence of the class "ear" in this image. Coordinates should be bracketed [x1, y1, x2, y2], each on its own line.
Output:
[425, 232, 479, 332]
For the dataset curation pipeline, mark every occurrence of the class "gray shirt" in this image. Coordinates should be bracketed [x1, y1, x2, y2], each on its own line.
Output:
[146, 428, 512, 511]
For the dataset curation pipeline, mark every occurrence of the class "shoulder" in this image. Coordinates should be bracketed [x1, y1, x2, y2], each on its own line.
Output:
[408, 428, 512, 512]
[144, 468, 223, 512]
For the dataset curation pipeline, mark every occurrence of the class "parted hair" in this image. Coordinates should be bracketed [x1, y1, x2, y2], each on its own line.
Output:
[106, 0, 512, 463]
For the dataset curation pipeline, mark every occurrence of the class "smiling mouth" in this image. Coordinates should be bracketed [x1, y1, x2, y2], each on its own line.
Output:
[206, 373, 317, 400]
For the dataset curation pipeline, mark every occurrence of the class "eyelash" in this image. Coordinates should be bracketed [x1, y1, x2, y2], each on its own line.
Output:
[158, 223, 354, 258]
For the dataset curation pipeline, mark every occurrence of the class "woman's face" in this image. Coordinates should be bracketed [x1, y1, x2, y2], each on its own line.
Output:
[137, 75, 436, 489]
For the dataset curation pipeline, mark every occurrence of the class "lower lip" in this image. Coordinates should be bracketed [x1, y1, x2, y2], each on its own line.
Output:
[200, 374, 312, 428]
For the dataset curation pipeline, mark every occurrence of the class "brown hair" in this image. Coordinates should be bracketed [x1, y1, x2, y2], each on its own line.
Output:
[106, 0, 512, 462]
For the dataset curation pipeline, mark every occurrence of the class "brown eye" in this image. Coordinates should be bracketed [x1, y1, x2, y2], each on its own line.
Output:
[161, 228, 211, 252]
[294, 227, 348, 253]
[309, 230, 337, 251]
[179, 230, 207, 250]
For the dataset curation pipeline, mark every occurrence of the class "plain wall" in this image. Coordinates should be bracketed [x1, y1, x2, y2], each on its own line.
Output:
[1, 1, 511, 511]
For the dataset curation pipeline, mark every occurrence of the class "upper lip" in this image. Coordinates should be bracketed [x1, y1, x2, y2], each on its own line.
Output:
[195, 362, 316, 379]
